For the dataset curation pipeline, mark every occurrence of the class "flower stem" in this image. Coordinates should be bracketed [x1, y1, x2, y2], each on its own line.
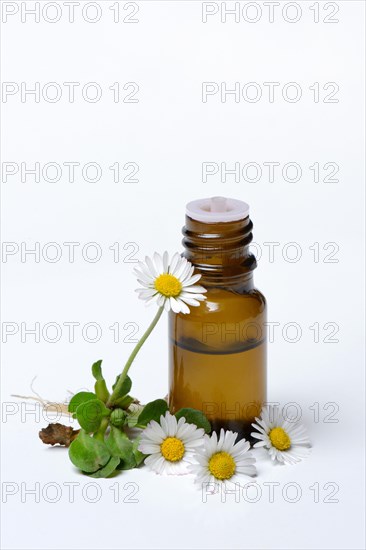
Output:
[107, 306, 164, 407]
[94, 416, 109, 441]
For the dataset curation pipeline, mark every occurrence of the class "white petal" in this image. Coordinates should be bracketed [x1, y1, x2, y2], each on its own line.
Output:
[145, 454, 164, 473]
[136, 288, 157, 298]
[178, 262, 192, 282]
[170, 296, 182, 313]
[206, 431, 218, 454]
[145, 256, 158, 278]
[175, 298, 190, 314]
[162, 251, 169, 272]
[136, 279, 151, 288]
[156, 294, 166, 307]
[185, 438, 205, 450]
[252, 440, 267, 448]
[174, 258, 189, 279]
[222, 431, 238, 452]
[181, 285, 207, 294]
[134, 263, 155, 281]
[146, 419, 166, 440]
[181, 273, 202, 286]
[166, 412, 178, 436]
[182, 264, 194, 282]
[231, 439, 250, 456]
[176, 422, 195, 439]
[178, 294, 201, 307]
[251, 423, 267, 435]
[169, 252, 180, 275]
[160, 413, 169, 435]
[138, 443, 160, 454]
[153, 252, 164, 273]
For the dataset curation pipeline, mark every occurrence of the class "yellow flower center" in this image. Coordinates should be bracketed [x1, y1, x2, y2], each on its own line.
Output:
[208, 452, 236, 480]
[160, 437, 185, 462]
[269, 427, 291, 451]
[154, 273, 182, 298]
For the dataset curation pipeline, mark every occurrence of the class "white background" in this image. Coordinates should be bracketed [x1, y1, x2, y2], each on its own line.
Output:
[1, 1, 365, 549]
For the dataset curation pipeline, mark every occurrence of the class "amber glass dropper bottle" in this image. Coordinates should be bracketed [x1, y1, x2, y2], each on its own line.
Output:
[168, 197, 267, 441]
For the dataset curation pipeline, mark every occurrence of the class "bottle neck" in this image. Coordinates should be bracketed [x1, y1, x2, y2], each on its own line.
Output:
[182, 215, 256, 289]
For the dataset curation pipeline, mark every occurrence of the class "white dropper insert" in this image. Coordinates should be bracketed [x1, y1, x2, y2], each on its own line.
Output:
[186, 197, 250, 223]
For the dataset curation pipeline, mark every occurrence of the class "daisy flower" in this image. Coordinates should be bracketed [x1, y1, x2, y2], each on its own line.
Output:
[138, 412, 205, 475]
[189, 429, 256, 487]
[251, 405, 311, 465]
[134, 251, 206, 314]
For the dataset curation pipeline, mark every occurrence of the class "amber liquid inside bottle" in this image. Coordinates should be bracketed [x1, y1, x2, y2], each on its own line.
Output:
[168, 212, 267, 441]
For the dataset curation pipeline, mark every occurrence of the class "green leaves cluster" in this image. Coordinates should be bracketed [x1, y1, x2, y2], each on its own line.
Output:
[68, 360, 211, 478]
[68, 360, 141, 477]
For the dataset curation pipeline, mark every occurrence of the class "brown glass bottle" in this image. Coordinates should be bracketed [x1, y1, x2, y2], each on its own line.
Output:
[168, 197, 267, 441]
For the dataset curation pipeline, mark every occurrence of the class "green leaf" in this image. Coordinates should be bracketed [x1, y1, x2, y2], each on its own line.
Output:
[137, 399, 168, 427]
[94, 380, 110, 403]
[76, 399, 110, 433]
[106, 427, 136, 470]
[87, 456, 120, 478]
[91, 360, 103, 380]
[91, 360, 110, 402]
[175, 408, 211, 434]
[68, 392, 96, 415]
[112, 374, 132, 396]
[132, 437, 146, 467]
[69, 429, 111, 473]
[113, 395, 134, 409]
